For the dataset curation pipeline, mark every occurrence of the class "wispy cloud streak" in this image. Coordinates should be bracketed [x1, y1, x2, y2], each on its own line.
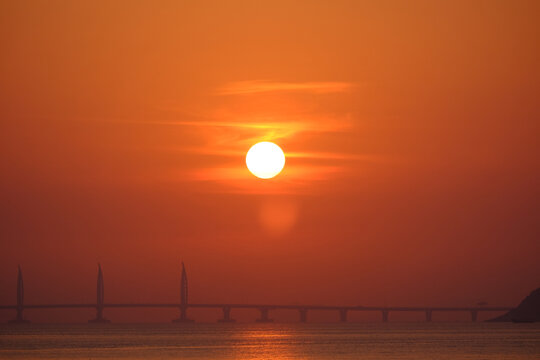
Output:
[217, 80, 356, 95]
[152, 118, 350, 133]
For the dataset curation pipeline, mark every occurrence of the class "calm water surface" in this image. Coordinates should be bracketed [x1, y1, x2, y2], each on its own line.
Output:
[1, 323, 539, 359]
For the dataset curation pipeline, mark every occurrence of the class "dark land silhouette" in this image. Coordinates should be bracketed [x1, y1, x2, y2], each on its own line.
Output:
[490, 287, 540, 323]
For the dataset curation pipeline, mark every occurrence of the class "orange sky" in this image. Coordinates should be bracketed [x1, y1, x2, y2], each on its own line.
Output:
[1, 0, 539, 322]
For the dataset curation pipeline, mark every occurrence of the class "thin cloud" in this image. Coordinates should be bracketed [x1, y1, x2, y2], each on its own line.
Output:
[167, 146, 381, 163]
[152, 118, 350, 133]
[149, 115, 353, 147]
[216, 80, 356, 95]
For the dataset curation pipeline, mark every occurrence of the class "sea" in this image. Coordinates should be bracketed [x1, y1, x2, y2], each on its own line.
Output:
[1, 322, 539, 359]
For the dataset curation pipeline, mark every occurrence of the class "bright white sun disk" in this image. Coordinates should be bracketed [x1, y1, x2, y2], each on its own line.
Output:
[246, 142, 285, 179]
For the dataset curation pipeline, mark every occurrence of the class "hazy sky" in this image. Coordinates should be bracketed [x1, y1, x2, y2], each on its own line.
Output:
[1, 0, 539, 322]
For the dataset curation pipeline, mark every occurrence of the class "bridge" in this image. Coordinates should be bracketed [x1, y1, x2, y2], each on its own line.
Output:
[2, 264, 513, 323]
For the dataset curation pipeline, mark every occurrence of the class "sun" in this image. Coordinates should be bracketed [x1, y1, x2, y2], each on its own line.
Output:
[246, 142, 286, 179]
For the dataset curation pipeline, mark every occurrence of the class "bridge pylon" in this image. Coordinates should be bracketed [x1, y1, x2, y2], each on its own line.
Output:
[89, 264, 110, 323]
[173, 262, 194, 323]
[9, 266, 30, 324]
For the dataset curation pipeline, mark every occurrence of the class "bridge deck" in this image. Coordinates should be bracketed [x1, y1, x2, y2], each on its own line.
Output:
[0, 303, 514, 311]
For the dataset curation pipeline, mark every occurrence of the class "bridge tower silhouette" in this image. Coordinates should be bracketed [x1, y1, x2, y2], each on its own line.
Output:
[89, 264, 110, 323]
[9, 266, 29, 323]
[173, 262, 194, 322]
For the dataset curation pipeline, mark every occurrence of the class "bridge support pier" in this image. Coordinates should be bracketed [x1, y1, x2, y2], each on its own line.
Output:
[256, 308, 274, 323]
[339, 308, 348, 322]
[89, 307, 110, 323]
[9, 307, 30, 324]
[425, 310, 432, 322]
[471, 310, 478, 322]
[299, 309, 308, 323]
[382, 310, 389, 322]
[218, 306, 236, 323]
[173, 306, 194, 323]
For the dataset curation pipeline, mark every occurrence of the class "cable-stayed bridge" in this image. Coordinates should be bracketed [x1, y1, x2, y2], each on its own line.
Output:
[1, 264, 513, 323]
